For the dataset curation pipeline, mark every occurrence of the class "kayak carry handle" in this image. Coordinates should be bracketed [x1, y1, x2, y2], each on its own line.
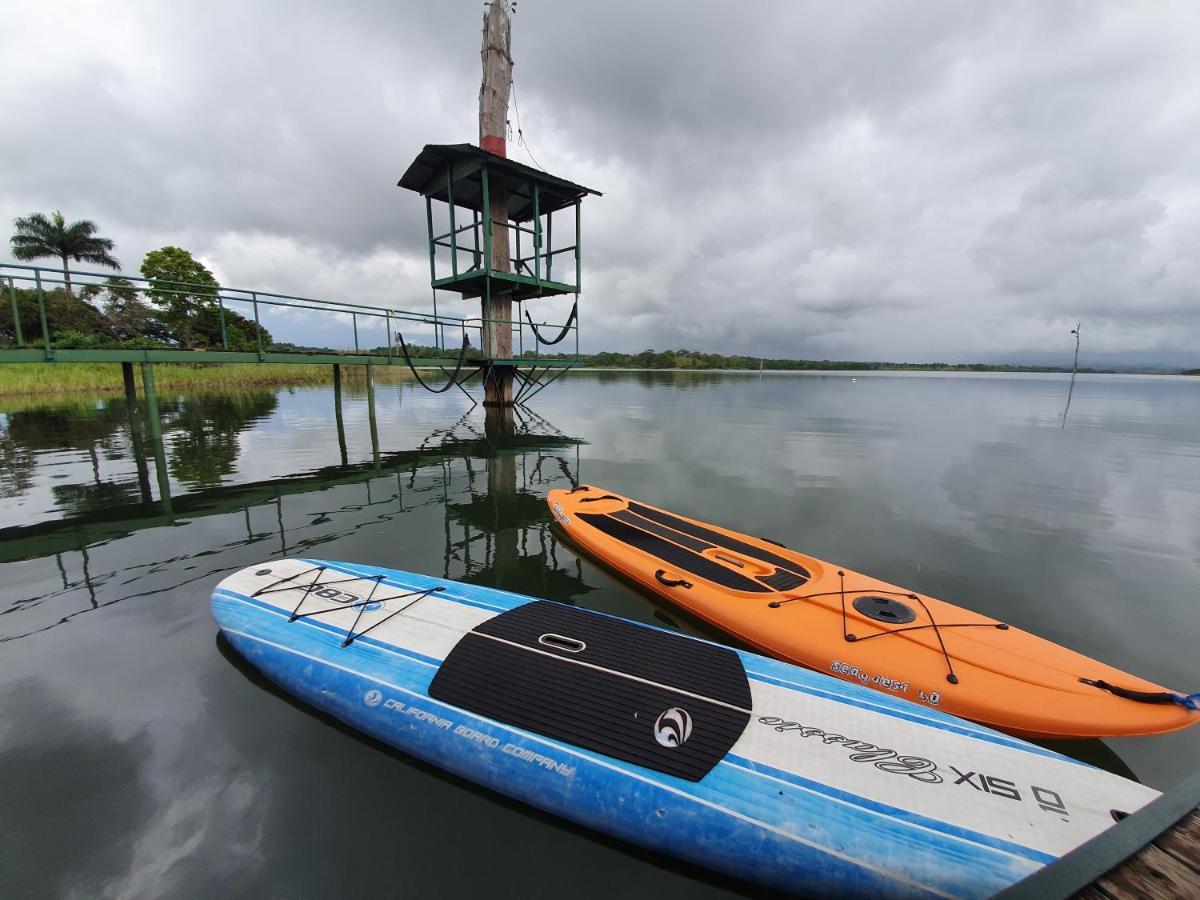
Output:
[655, 570, 693, 589]
[1080, 678, 1200, 711]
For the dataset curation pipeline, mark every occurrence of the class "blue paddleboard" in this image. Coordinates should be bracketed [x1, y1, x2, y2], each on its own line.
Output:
[211, 558, 1158, 897]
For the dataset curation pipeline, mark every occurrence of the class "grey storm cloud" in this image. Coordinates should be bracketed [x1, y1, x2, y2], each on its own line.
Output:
[2, 1, 1198, 365]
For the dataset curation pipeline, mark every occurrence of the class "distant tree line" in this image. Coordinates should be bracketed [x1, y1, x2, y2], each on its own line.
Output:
[516, 348, 1118, 375]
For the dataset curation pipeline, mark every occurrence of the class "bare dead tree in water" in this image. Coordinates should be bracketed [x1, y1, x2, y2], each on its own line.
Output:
[1062, 322, 1081, 428]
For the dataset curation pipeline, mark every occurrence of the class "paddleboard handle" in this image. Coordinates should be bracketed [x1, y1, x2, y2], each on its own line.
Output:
[655, 570, 693, 589]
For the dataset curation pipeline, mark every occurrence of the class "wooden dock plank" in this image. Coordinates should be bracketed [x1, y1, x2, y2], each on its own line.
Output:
[995, 773, 1200, 899]
[1154, 808, 1200, 873]
[1090, 842, 1200, 900]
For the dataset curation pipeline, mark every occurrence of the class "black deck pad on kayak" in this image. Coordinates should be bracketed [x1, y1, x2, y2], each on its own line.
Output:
[626, 502, 812, 584]
[429, 601, 752, 781]
[610, 508, 715, 554]
[577, 512, 771, 593]
[759, 568, 809, 592]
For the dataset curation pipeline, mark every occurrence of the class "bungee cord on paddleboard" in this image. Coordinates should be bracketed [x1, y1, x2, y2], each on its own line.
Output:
[251, 564, 445, 648]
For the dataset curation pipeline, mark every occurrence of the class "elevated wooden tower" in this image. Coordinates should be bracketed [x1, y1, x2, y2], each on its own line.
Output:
[397, 1, 599, 406]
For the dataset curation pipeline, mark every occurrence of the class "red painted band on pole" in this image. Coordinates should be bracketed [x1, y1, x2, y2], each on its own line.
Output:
[481, 135, 507, 158]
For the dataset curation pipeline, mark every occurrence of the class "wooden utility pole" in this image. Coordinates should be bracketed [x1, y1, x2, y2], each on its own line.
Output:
[480, 1, 514, 406]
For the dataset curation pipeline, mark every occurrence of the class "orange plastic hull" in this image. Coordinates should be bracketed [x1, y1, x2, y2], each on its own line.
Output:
[548, 486, 1198, 739]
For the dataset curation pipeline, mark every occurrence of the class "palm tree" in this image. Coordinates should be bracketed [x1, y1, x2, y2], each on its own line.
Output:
[10, 211, 120, 296]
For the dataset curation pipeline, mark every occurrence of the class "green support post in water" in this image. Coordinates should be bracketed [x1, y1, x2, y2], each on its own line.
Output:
[139, 362, 173, 517]
[8, 277, 23, 346]
[122, 362, 152, 503]
[34, 269, 52, 359]
[365, 361, 380, 469]
[333, 363, 348, 466]
[121, 362, 137, 406]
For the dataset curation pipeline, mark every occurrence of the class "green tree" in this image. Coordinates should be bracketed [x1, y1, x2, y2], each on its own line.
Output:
[81, 277, 170, 342]
[0, 285, 116, 346]
[10, 211, 120, 297]
[139, 246, 271, 350]
[141, 246, 219, 348]
[194, 304, 271, 352]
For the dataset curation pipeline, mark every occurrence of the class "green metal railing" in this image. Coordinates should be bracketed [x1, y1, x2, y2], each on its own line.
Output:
[426, 189, 583, 297]
[1, 261, 579, 366]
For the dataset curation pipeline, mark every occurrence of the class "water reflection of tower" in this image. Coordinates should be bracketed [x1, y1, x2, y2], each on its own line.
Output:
[441, 405, 586, 600]
[486, 405, 519, 587]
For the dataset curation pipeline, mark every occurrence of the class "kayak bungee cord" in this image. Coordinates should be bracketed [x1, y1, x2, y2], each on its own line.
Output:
[770, 577, 1199, 707]
[767, 570, 1011, 685]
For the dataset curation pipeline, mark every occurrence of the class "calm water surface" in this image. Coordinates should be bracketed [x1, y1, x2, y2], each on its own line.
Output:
[2, 370, 1198, 897]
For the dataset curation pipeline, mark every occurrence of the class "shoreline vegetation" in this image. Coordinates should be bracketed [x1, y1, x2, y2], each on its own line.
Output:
[0, 354, 1193, 398]
[0, 362, 415, 397]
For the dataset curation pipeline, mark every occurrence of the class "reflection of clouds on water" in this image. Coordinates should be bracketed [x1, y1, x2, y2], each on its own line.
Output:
[1, 371, 1198, 896]
[0, 679, 155, 897]
[0, 396, 605, 896]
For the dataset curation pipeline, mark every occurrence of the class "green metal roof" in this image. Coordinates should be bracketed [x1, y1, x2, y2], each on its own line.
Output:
[398, 143, 600, 222]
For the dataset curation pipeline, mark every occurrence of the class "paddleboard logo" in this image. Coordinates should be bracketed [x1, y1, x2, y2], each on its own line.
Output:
[758, 716, 942, 783]
[363, 689, 383, 708]
[654, 708, 693, 747]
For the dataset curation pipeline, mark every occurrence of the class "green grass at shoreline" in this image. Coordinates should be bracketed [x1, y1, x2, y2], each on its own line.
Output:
[0, 362, 415, 397]
[3, 358, 1193, 399]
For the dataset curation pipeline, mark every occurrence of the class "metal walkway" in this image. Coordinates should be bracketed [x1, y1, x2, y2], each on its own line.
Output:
[1, 261, 580, 375]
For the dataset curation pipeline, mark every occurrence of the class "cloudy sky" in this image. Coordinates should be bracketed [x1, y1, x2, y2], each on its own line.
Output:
[3, 1, 1198, 365]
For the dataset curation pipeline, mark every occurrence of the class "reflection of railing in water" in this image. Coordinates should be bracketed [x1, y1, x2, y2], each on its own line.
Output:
[0, 410, 587, 644]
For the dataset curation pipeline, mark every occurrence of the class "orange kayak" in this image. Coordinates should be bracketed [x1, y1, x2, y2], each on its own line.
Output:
[547, 485, 1199, 739]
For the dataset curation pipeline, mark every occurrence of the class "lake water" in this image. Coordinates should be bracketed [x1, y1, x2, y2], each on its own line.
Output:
[2, 370, 1198, 897]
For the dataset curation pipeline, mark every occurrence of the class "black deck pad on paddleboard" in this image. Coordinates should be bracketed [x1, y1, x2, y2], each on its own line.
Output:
[429, 602, 752, 781]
